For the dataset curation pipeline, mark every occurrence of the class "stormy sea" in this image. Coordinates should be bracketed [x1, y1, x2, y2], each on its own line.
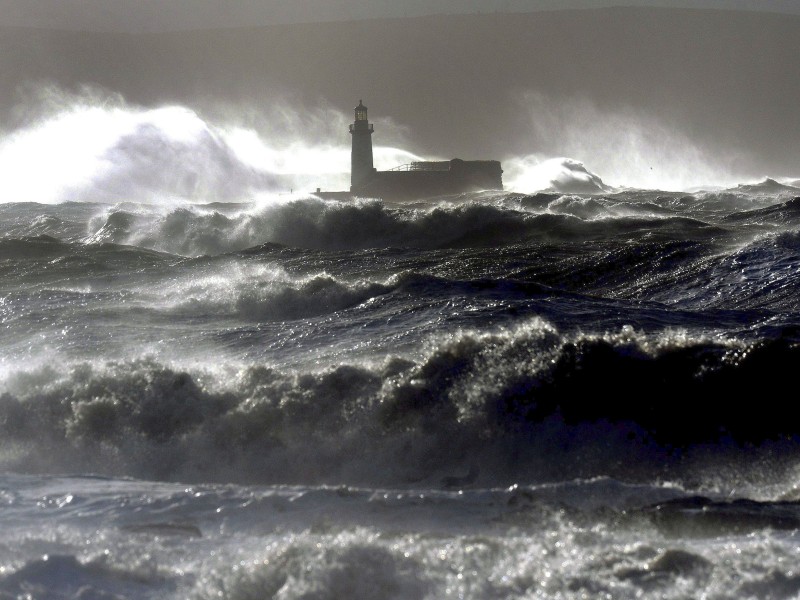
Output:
[3, 109, 800, 599]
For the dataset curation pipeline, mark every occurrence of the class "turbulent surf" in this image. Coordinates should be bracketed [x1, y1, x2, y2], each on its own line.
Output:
[2, 175, 800, 597]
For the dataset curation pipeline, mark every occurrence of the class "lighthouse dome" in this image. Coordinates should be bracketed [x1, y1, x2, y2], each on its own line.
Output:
[354, 100, 368, 122]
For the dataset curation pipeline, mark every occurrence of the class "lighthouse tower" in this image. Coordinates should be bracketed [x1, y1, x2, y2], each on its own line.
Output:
[349, 100, 374, 190]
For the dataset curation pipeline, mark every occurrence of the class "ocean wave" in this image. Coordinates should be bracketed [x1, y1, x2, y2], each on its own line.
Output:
[164, 266, 394, 321]
[0, 201, 105, 241]
[83, 198, 535, 254]
[505, 157, 612, 194]
[76, 197, 728, 256]
[0, 234, 67, 259]
[0, 554, 170, 599]
[7, 221, 800, 326]
[722, 196, 800, 226]
[195, 534, 431, 600]
[726, 178, 800, 196]
[0, 236, 177, 285]
[0, 101, 280, 204]
[691, 191, 799, 216]
[2, 323, 798, 486]
[637, 230, 800, 311]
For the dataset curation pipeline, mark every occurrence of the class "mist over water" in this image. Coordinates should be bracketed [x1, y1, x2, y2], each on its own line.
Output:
[511, 92, 744, 191]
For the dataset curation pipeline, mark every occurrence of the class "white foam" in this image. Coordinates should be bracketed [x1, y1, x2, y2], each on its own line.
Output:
[505, 156, 612, 194]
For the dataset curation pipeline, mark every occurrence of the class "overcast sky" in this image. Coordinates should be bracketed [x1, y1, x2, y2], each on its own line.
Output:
[1, 0, 799, 32]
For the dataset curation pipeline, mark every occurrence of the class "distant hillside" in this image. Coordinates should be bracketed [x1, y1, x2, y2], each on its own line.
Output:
[1, 0, 800, 32]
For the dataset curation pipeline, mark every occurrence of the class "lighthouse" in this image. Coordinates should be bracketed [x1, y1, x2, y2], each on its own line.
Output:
[333, 101, 502, 200]
[349, 100, 375, 190]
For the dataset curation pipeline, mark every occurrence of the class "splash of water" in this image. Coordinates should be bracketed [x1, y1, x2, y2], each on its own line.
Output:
[505, 156, 612, 194]
[514, 91, 743, 191]
[0, 89, 421, 204]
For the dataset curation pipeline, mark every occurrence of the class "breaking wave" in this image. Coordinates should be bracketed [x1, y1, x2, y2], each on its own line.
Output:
[163, 265, 394, 322]
[0, 103, 282, 204]
[2, 321, 799, 486]
[506, 157, 613, 194]
[74, 196, 728, 256]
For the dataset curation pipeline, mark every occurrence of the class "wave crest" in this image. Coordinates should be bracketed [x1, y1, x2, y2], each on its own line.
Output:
[2, 324, 799, 485]
[79, 196, 726, 256]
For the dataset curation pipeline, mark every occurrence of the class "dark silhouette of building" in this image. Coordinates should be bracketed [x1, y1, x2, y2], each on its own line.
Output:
[349, 101, 503, 200]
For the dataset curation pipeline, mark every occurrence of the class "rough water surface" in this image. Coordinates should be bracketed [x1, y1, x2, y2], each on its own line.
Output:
[3, 181, 800, 598]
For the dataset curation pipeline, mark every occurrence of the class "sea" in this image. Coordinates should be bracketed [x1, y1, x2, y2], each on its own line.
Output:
[3, 142, 800, 597]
